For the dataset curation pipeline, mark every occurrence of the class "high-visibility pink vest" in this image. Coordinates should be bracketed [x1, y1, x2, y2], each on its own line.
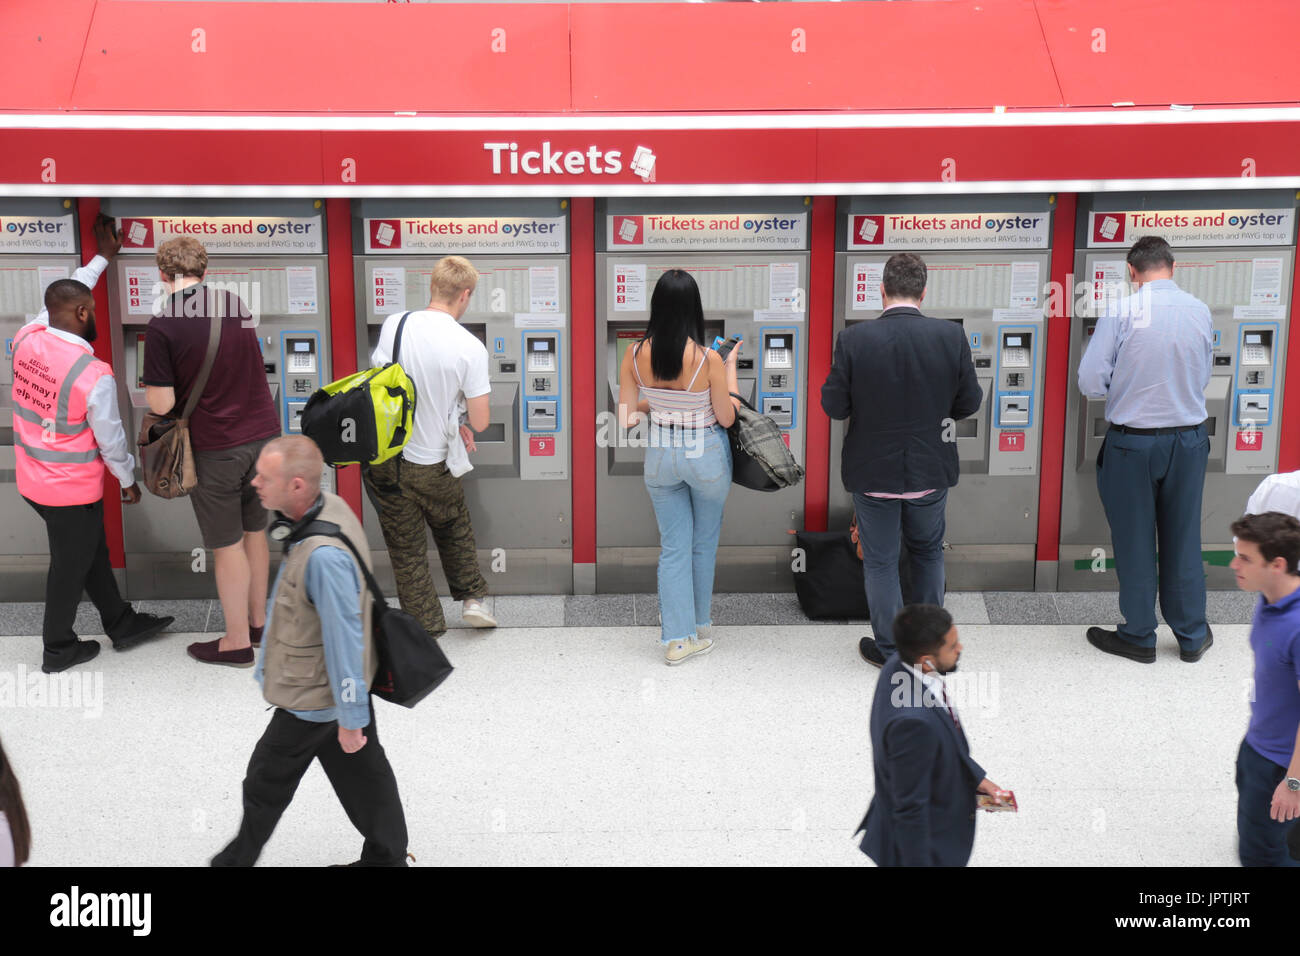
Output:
[10, 322, 112, 506]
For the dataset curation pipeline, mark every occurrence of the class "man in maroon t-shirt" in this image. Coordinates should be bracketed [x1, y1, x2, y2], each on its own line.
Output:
[142, 237, 281, 667]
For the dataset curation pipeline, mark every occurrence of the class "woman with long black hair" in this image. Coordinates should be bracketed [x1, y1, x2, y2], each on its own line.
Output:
[0, 736, 31, 866]
[618, 269, 741, 665]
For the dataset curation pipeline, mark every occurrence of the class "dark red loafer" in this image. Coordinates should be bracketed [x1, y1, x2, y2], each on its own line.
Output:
[187, 637, 254, 668]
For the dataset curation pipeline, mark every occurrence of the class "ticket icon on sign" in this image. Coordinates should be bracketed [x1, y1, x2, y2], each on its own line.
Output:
[630, 146, 657, 182]
[374, 222, 396, 247]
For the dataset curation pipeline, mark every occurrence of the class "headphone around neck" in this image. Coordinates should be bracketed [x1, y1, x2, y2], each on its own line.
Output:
[268, 494, 330, 543]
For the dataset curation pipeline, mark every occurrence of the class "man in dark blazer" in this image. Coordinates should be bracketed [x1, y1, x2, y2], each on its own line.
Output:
[822, 252, 983, 666]
[856, 604, 1009, 866]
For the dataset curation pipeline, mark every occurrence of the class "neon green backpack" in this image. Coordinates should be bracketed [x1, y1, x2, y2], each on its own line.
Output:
[301, 312, 417, 465]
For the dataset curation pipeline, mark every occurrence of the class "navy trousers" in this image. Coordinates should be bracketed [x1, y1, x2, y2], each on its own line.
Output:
[852, 488, 947, 656]
[1236, 740, 1300, 867]
[1096, 424, 1209, 650]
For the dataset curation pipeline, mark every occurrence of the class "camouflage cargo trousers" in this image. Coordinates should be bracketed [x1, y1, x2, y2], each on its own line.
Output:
[364, 456, 487, 636]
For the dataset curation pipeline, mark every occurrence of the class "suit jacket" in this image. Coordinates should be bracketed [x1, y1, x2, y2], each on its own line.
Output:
[821, 306, 982, 494]
[856, 654, 986, 867]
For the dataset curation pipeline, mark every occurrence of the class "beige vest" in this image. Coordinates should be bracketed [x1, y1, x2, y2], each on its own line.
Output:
[262, 492, 377, 712]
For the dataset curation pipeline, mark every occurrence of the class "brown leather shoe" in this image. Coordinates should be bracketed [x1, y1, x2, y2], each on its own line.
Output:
[187, 637, 254, 668]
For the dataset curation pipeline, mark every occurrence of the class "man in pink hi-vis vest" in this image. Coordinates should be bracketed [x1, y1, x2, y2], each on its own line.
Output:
[12, 217, 172, 673]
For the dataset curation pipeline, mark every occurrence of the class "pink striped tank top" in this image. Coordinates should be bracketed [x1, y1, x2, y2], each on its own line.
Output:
[633, 342, 717, 428]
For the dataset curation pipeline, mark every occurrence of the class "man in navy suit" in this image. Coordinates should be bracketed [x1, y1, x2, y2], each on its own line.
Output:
[856, 604, 1010, 866]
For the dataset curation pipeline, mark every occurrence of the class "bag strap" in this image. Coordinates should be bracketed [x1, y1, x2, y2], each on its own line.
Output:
[392, 311, 413, 367]
[180, 293, 222, 422]
[299, 521, 388, 609]
[729, 391, 757, 413]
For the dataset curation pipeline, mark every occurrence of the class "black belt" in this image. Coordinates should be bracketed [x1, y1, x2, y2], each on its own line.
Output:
[1109, 421, 1206, 436]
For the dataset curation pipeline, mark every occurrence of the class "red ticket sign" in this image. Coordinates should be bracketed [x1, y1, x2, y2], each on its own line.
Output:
[998, 431, 1025, 452]
[1236, 429, 1263, 451]
[529, 436, 555, 457]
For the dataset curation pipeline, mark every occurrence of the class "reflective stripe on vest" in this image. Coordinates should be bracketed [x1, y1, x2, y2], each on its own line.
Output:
[11, 325, 110, 505]
[13, 434, 100, 463]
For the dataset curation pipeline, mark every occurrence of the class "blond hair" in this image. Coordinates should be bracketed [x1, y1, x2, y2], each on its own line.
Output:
[156, 236, 208, 279]
[429, 255, 478, 304]
[262, 435, 324, 494]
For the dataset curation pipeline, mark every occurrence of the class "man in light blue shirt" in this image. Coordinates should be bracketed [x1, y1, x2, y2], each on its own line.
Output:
[1078, 236, 1214, 664]
[211, 436, 408, 867]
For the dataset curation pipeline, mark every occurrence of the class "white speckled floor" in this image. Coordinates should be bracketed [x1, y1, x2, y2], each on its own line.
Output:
[0, 620, 1253, 866]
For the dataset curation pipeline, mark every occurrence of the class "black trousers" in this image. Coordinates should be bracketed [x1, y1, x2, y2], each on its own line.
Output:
[24, 496, 133, 666]
[212, 702, 408, 866]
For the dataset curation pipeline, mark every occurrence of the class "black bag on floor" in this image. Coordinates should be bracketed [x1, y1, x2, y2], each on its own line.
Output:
[791, 530, 915, 621]
[792, 531, 871, 620]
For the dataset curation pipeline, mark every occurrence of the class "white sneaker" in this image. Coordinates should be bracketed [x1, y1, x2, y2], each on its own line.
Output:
[461, 600, 497, 628]
[665, 636, 713, 666]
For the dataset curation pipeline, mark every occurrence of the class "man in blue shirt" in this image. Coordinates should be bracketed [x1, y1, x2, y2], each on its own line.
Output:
[1078, 236, 1214, 664]
[1228, 512, 1300, 866]
[211, 436, 408, 867]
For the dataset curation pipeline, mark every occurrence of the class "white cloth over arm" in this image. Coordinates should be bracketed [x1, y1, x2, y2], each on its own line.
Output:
[1245, 471, 1300, 519]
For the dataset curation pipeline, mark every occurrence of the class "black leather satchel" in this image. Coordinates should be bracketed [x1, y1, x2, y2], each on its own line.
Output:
[318, 530, 454, 708]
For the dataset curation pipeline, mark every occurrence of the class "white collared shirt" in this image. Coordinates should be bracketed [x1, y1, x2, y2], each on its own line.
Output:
[902, 660, 958, 723]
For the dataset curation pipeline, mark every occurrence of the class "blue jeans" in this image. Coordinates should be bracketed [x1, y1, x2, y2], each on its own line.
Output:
[644, 423, 732, 644]
[1235, 739, 1300, 867]
[1096, 424, 1209, 649]
[852, 489, 948, 656]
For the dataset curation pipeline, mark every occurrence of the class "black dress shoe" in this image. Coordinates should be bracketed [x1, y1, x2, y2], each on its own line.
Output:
[113, 612, 176, 651]
[41, 639, 101, 674]
[858, 636, 887, 668]
[1086, 627, 1156, 663]
[331, 853, 413, 867]
[1179, 627, 1214, 663]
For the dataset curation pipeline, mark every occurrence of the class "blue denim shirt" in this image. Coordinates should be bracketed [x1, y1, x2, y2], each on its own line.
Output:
[256, 544, 371, 730]
[1077, 278, 1213, 428]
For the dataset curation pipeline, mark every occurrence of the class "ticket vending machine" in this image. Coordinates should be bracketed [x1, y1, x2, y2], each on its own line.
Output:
[1059, 191, 1296, 590]
[830, 196, 1054, 589]
[594, 198, 810, 592]
[102, 199, 333, 599]
[353, 199, 572, 593]
[0, 199, 86, 599]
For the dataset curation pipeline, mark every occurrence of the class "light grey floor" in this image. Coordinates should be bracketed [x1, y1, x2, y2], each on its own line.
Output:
[1, 614, 1252, 867]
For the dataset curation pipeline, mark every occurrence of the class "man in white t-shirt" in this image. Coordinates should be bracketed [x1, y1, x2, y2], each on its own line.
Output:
[365, 256, 496, 635]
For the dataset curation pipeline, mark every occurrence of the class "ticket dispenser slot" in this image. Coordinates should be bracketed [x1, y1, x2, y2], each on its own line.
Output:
[994, 329, 1035, 428]
[758, 328, 798, 436]
[280, 332, 322, 434]
[1235, 326, 1277, 426]
[523, 333, 561, 437]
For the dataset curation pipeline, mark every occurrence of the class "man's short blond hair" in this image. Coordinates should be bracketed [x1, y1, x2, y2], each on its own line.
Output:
[262, 435, 324, 494]
[429, 255, 478, 304]
[156, 237, 208, 279]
